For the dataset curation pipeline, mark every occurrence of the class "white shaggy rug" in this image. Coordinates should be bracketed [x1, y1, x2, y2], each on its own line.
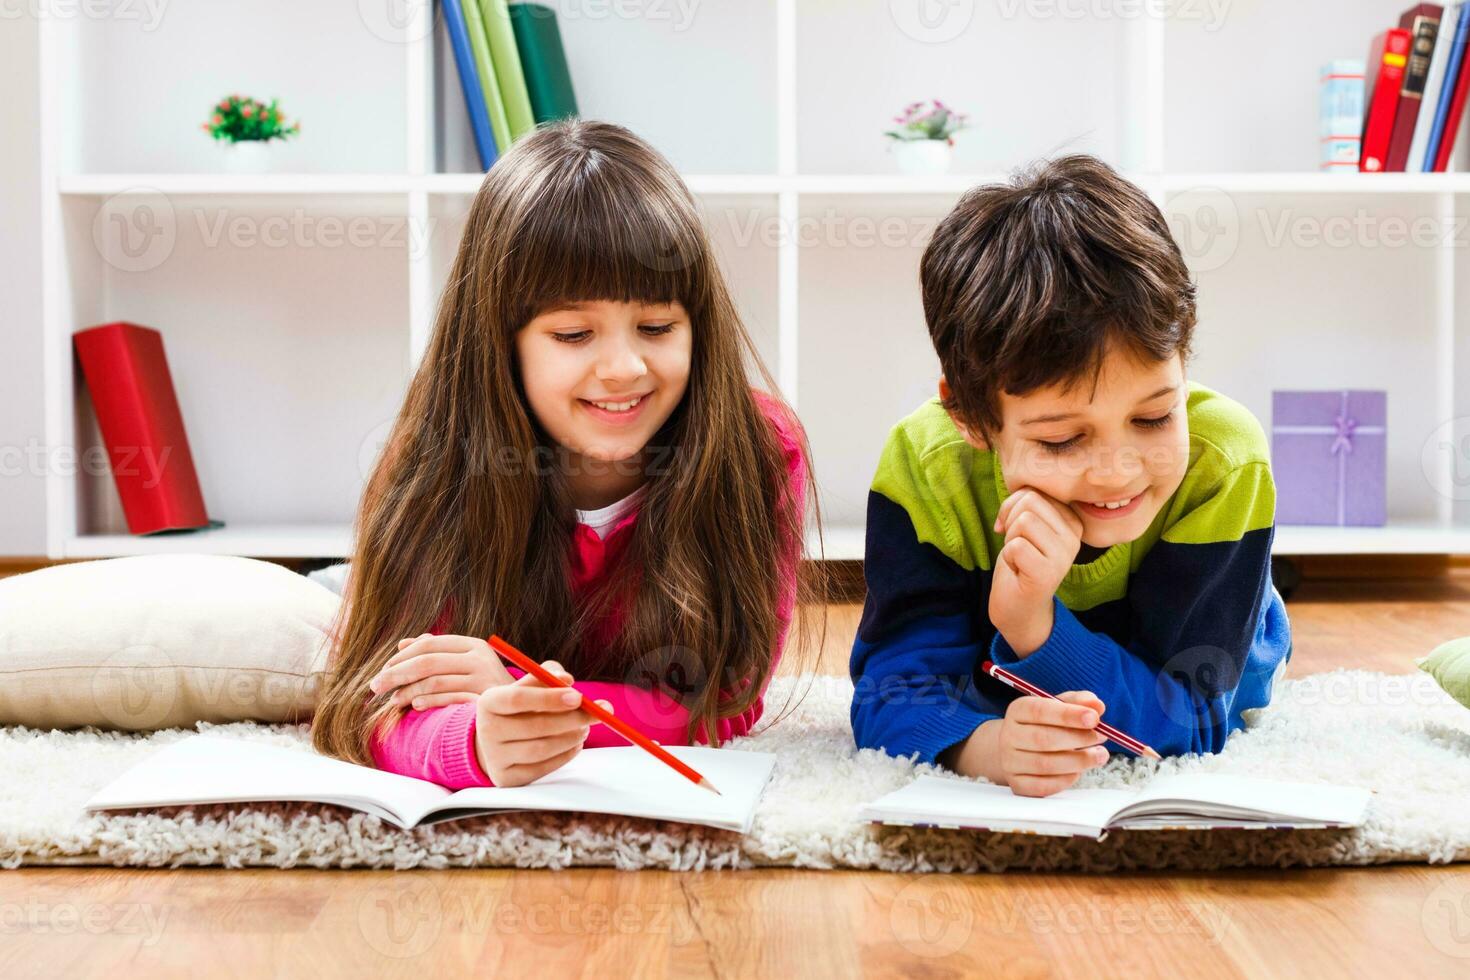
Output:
[3, 670, 1469, 872]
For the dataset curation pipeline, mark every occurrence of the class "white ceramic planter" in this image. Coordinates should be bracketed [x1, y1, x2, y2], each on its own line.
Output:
[220, 140, 276, 174]
[891, 139, 953, 176]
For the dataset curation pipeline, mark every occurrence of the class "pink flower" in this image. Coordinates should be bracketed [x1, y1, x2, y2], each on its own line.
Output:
[242, 105, 253, 118]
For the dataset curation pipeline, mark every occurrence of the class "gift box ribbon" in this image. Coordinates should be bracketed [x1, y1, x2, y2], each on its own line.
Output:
[1272, 391, 1386, 525]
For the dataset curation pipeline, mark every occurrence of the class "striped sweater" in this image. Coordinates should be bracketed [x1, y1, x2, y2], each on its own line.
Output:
[849, 380, 1292, 764]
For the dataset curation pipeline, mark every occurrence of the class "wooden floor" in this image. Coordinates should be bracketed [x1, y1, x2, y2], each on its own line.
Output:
[5, 566, 1470, 977]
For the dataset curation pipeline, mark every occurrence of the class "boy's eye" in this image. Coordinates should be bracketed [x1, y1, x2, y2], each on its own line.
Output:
[1037, 435, 1083, 454]
[551, 330, 591, 344]
[1036, 413, 1174, 454]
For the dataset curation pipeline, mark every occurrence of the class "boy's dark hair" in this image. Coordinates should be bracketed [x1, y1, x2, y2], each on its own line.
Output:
[920, 154, 1196, 440]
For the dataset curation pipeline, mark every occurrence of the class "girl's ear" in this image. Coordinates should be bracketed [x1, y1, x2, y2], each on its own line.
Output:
[938, 376, 990, 451]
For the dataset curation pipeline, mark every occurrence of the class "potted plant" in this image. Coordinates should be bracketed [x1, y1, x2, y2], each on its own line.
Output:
[884, 99, 968, 176]
[202, 94, 301, 173]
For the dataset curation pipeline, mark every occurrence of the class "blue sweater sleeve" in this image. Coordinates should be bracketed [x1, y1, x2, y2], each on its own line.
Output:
[989, 464, 1293, 757]
[850, 489, 1011, 764]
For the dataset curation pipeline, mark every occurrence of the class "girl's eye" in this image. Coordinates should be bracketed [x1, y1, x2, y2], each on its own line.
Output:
[639, 322, 676, 336]
[551, 331, 591, 344]
[1038, 413, 1173, 454]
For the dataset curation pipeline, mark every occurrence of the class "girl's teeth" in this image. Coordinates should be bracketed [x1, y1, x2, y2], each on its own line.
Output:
[590, 396, 642, 412]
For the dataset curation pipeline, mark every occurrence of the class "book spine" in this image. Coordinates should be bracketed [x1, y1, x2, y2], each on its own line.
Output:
[1362, 29, 1413, 171]
[461, 0, 513, 154]
[1385, 5, 1444, 171]
[483, 0, 537, 140]
[1409, 5, 1457, 170]
[72, 322, 212, 536]
[441, 0, 499, 170]
[1433, 7, 1470, 168]
[1320, 59, 1366, 171]
[509, 2, 580, 123]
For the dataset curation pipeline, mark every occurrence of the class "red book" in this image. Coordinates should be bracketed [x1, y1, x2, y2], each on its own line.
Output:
[1433, 25, 1470, 170]
[73, 322, 218, 536]
[1386, 5, 1445, 171]
[1362, 28, 1414, 171]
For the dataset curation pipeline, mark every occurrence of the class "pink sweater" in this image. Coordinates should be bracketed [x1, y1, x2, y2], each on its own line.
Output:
[368, 390, 807, 788]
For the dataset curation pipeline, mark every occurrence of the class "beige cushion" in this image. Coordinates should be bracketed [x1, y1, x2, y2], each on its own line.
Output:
[0, 555, 340, 731]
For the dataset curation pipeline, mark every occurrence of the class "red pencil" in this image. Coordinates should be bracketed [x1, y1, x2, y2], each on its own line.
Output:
[980, 660, 1162, 760]
[487, 635, 722, 795]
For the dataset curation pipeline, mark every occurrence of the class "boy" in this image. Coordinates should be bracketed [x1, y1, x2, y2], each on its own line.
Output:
[850, 155, 1291, 798]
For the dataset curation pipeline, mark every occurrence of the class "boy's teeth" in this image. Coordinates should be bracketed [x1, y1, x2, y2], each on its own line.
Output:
[1089, 495, 1134, 510]
[590, 396, 642, 412]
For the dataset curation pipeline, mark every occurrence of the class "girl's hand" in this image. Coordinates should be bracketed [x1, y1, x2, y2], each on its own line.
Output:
[367, 634, 516, 710]
[473, 666, 615, 787]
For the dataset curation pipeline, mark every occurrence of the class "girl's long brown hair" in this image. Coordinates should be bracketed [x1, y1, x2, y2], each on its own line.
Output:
[312, 119, 825, 766]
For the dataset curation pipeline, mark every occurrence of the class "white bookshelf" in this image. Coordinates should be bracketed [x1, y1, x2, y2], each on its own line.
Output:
[36, 1, 1470, 562]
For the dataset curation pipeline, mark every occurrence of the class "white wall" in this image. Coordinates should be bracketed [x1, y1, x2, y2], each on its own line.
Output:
[0, 13, 48, 556]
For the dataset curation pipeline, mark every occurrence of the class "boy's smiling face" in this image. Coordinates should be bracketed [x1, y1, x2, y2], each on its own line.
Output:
[943, 343, 1192, 550]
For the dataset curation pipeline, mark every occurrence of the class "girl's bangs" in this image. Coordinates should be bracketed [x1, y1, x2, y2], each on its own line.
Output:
[506, 181, 705, 325]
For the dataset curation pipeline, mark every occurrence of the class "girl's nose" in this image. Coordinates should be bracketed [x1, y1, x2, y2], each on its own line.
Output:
[597, 342, 647, 382]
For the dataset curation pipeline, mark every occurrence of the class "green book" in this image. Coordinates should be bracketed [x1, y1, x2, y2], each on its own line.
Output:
[508, 1, 579, 123]
[460, 0, 512, 153]
[480, 0, 536, 140]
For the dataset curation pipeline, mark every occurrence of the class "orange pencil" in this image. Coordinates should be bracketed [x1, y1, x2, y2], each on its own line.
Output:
[487, 635, 722, 796]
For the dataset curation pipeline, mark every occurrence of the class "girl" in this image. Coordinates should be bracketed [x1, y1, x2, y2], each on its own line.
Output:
[311, 120, 822, 789]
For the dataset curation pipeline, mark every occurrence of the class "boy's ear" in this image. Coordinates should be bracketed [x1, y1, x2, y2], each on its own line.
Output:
[938, 376, 990, 451]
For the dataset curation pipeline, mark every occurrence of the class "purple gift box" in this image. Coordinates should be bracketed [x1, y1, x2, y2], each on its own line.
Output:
[1271, 390, 1387, 526]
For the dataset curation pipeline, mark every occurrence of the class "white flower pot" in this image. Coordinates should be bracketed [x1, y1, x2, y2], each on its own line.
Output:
[220, 140, 276, 174]
[891, 139, 953, 176]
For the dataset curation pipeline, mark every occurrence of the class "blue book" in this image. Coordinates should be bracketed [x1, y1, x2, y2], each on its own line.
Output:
[1425, 2, 1470, 170]
[440, 0, 498, 171]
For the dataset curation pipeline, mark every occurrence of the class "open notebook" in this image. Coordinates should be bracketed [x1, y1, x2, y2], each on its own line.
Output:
[861, 772, 1371, 841]
[83, 734, 776, 833]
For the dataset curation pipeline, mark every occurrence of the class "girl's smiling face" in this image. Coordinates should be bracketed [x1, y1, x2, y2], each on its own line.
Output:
[516, 299, 693, 508]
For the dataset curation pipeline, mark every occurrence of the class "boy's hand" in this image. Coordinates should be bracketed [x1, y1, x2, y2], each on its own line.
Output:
[944, 691, 1109, 797]
[990, 487, 1084, 654]
[473, 666, 613, 787]
[368, 633, 516, 710]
